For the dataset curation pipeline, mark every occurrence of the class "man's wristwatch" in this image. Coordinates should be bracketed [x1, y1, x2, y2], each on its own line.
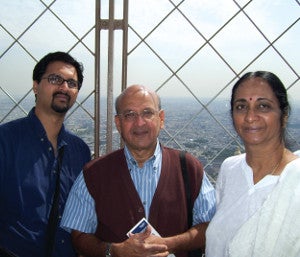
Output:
[105, 243, 112, 257]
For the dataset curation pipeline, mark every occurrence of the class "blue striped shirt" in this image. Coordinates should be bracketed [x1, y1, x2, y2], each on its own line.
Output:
[61, 143, 216, 233]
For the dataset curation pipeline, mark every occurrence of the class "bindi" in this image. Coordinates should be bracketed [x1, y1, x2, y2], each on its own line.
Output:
[249, 97, 253, 101]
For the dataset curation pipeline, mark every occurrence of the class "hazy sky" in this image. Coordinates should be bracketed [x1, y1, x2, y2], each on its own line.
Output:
[0, 0, 299, 103]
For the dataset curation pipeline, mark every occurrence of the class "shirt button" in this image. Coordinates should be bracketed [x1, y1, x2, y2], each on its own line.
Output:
[61, 240, 64, 244]
[40, 138, 44, 142]
[48, 147, 52, 151]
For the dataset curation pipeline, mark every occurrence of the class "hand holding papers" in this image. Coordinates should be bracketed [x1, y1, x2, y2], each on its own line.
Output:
[127, 218, 176, 257]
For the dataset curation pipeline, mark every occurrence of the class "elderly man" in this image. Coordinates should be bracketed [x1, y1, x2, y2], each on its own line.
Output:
[61, 85, 216, 257]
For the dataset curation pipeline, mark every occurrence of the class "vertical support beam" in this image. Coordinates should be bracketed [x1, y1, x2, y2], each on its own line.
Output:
[121, 0, 128, 91]
[106, 0, 115, 153]
[94, 0, 101, 158]
[120, 0, 128, 148]
[94, 0, 128, 155]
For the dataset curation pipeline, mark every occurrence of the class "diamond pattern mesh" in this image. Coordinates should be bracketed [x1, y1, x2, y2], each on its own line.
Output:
[0, 0, 299, 182]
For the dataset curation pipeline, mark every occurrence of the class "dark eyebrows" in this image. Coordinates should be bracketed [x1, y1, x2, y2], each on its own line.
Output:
[234, 97, 274, 103]
[233, 99, 247, 104]
[257, 97, 274, 103]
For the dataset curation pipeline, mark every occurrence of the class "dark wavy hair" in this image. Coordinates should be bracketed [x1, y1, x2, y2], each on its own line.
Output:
[230, 71, 290, 127]
[32, 51, 84, 90]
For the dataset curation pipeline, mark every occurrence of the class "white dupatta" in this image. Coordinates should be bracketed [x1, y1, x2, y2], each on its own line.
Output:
[229, 159, 300, 257]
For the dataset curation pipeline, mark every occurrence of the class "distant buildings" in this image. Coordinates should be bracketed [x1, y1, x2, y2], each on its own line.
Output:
[1, 96, 300, 182]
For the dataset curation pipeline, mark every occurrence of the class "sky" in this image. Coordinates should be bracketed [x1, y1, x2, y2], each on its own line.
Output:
[0, 0, 299, 104]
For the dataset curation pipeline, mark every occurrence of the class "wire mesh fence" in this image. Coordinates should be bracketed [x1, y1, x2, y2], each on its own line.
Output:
[1, 0, 299, 182]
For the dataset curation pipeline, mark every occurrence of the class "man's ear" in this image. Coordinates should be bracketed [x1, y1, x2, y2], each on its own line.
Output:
[114, 115, 121, 133]
[159, 110, 165, 129]
[33, 81, 38, 94]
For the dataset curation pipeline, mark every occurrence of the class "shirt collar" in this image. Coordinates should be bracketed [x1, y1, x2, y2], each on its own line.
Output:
[28, 107, 67, 148]
[124, 140, 162, 168]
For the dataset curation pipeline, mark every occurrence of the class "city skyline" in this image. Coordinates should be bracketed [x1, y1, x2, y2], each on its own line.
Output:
[1, 95, 300, 182]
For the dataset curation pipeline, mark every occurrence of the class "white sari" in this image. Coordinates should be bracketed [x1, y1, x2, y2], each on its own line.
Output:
[206, 155, 300, 257]
[229, 159, 300, 257]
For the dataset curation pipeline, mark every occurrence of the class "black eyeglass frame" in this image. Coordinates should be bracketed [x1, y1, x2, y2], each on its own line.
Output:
[41, 74, 81, 89]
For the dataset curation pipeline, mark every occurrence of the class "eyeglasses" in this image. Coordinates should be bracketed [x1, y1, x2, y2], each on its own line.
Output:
[118, 109, 159, 122]
[41, 74, 80, 89]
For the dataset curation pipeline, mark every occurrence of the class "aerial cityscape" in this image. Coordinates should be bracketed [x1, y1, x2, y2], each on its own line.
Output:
[1, 95, 300, 182]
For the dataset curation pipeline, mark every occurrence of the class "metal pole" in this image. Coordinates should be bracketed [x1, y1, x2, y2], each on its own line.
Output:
[95, 0, 128, 154]
[119, 0, 128, 149]
[121, 0, 128, 91]
[94, 0, 101, 158]
[106, 0, 115, 153]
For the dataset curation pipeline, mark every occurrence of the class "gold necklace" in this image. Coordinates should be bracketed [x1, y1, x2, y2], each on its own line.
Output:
[270, 149, 286, 176]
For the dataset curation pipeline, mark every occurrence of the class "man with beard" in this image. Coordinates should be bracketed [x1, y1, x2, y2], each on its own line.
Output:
[0, 52, 91, 257]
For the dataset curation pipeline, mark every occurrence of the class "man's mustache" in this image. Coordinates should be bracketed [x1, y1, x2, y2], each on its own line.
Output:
[53, 91, 71, 101]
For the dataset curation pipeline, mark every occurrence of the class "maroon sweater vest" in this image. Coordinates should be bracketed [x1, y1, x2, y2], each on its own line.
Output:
[83, 146, 203, 257]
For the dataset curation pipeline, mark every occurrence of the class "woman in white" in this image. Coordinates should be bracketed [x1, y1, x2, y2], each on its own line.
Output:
[205, 71, 300, 257]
